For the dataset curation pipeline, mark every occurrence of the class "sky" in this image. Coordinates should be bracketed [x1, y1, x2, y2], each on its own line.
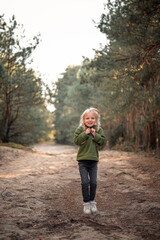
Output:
[1, 0, 107, 86]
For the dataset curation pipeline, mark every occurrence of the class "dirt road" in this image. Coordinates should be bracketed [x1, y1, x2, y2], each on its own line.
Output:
[0, 143, 160, 240]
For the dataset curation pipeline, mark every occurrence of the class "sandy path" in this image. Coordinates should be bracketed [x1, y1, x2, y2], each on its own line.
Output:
[0, 143, 160, 240]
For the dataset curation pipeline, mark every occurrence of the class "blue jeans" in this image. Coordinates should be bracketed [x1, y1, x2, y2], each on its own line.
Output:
[78, 160, 98, 203]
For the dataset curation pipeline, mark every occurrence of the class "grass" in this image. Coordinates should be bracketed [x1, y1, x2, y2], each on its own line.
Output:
[0, 142, 33, 151]
[121, 171, 127, 175]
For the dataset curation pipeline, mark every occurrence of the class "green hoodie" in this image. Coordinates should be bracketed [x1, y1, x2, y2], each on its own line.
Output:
[74, 125, 106, 161]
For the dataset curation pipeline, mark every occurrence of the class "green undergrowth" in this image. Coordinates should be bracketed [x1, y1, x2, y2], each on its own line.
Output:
[111, 141, 135, 152]
[0, 142, 33, 151]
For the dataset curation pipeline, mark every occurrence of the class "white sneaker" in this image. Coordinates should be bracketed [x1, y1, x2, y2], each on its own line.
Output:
[83, 202, 91, 214]
[90, 201, 97, 213]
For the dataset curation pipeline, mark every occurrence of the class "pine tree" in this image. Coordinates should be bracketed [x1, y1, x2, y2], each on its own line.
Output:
[0, 15, 53, 145]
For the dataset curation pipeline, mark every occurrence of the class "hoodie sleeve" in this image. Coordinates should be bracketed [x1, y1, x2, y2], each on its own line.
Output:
[74, 127, 89, 146]
[93, 127, 106, 147]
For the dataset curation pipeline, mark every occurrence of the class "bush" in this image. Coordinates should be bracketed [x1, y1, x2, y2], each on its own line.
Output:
[112, 141, 135, 152]
[109, 125, 125, 148]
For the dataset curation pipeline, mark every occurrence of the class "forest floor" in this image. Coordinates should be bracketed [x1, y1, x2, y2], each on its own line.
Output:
[0, 142, 160, 240]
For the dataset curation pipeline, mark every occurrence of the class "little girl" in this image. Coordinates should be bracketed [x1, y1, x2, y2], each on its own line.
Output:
[74, 107, 106, 214]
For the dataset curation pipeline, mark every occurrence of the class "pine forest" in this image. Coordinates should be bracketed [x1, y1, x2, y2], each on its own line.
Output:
[0, 0, 160, 154]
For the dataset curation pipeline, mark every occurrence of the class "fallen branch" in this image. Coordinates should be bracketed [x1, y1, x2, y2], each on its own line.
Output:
[1, 187, 7, 200]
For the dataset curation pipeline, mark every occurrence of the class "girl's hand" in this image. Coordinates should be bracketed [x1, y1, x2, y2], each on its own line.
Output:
[90, 128, 95, 136]
[85, 128, 91, 135]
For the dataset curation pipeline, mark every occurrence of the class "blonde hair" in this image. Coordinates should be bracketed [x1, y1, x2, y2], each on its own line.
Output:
[79, 107, 101, 131]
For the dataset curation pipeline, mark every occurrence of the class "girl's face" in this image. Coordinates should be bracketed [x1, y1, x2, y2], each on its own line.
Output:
[84, 112, 97, 128]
